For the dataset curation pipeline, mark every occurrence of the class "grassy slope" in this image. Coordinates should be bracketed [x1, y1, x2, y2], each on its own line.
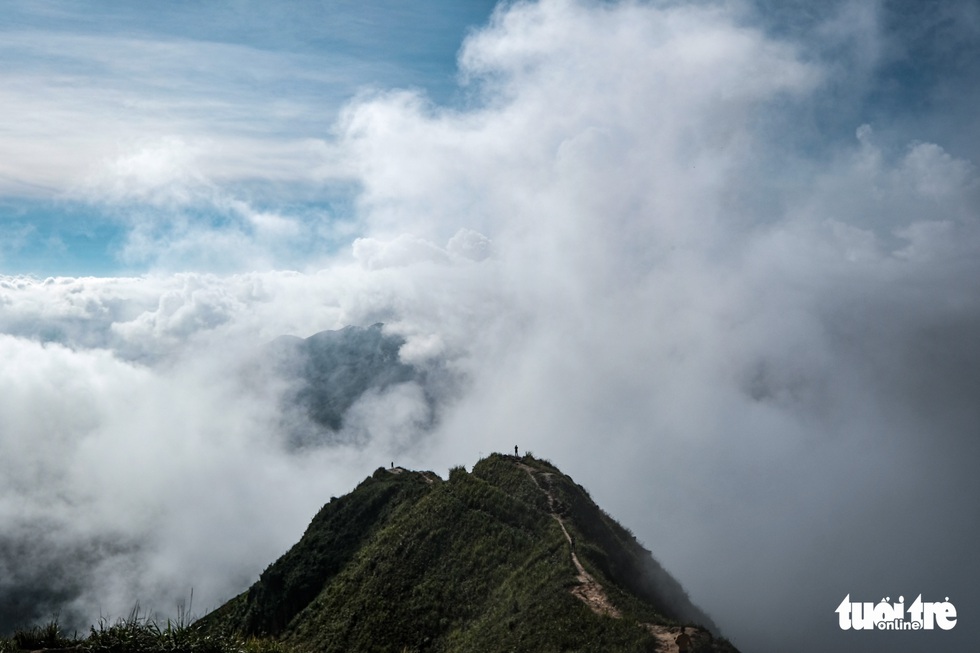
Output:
[200, 454, 739, 653]
[201, 467, 436, 636]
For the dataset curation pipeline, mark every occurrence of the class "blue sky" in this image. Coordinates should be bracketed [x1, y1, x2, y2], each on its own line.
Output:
[2, 0, 977, 276]
[0, 0, 498, 275]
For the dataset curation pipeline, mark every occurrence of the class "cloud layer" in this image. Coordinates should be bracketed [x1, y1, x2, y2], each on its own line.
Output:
[1, 1, 978, 652]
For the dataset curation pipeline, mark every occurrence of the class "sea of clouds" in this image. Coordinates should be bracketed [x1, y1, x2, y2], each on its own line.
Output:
[1, 2, 978, 652]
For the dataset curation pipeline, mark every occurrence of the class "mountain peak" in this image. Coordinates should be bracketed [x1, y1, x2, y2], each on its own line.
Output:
[201, 453, 739, 652]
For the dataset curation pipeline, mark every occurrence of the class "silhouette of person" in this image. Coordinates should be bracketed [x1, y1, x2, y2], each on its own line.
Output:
[675, 627, 692, 653]
[514, 445, 519, 457]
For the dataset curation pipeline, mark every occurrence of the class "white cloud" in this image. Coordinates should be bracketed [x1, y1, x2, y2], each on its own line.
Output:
[0, 28, 355, 198]
[83, 137, 212, 206]
[446, 228, 492, 261]
[352, 234, 451, 270]
[1, 1, 979, 651]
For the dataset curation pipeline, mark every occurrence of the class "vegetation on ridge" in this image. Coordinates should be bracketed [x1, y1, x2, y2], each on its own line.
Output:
[0, 606, 286, 653]
[198, 453, 738, 653]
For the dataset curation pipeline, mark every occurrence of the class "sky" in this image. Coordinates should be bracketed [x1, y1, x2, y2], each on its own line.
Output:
[0, 1, 978, 651]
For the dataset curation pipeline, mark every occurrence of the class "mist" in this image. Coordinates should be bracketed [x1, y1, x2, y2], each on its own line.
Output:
[1, 1, 978, 651]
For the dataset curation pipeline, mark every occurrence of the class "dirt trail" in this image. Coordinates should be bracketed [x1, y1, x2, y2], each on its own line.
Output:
[518, 463, 621, 619]
[517, 460, 712, 653]
[645, 624, 686, 653]
[385, 467, 436, 484]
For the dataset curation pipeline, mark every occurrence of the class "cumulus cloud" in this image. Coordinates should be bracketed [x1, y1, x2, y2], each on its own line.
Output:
[67, 136, 336, 272]
[352, 234, 451, 270]
[1, 1, 978, 652]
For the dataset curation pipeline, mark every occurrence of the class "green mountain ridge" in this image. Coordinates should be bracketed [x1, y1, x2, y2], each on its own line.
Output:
[198, 453, 740, 653]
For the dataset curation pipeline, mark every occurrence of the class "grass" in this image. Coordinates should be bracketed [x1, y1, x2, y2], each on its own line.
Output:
[4, 620, 73, 651]
[196, 453, 726, 652]
[1, 607, 288, 653]
[263, 457, 660, 653]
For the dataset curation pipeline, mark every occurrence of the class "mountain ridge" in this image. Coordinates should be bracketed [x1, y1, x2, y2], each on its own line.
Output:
[199, 453, 740, 653]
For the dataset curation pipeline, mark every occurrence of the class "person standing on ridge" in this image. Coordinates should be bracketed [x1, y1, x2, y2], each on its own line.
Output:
[675, 627, 692, 653]
[514, 445, 518, 457]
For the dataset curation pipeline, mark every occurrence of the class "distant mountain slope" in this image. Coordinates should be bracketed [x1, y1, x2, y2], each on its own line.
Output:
[268, 323, 421, 436]
[200, 454, 739, 653]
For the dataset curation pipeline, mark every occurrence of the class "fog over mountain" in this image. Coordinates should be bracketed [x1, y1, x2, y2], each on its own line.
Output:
[1, 1, 978, 652]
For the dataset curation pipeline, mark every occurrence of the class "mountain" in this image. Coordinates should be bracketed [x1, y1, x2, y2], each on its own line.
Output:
[199, 453, 739, 653]
[267, 323, 428, 441]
